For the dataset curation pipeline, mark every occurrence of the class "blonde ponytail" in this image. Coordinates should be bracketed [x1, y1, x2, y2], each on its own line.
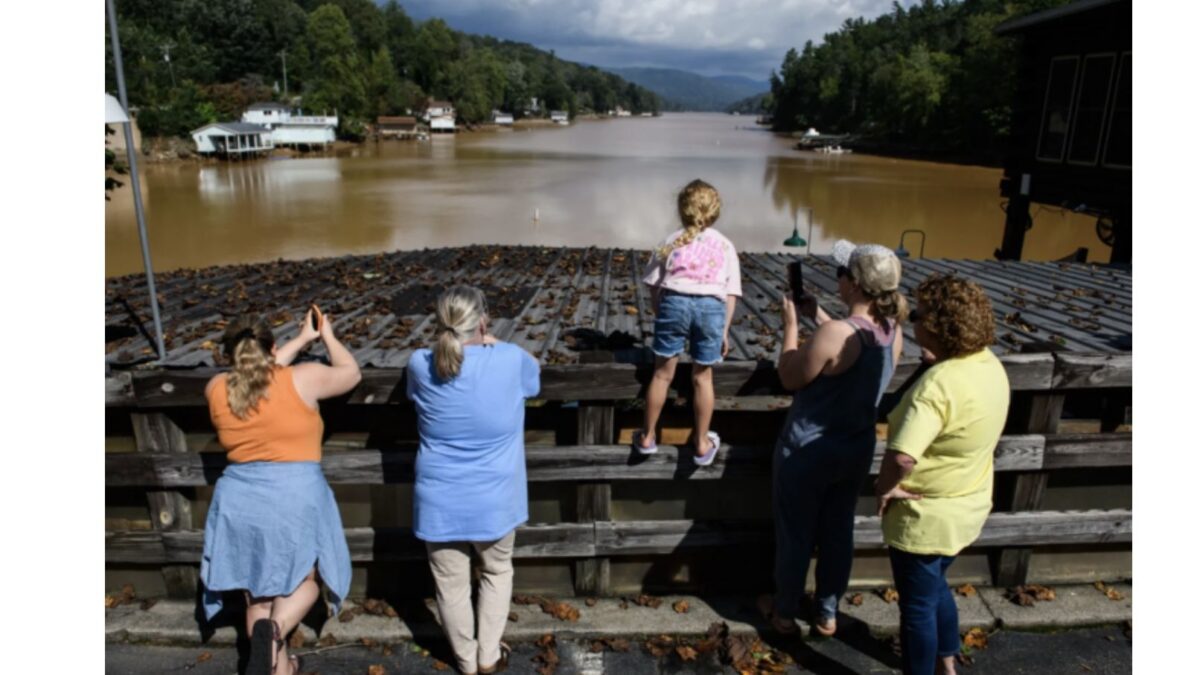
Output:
[657, 179, 722, 259]
[433, 285, 487, 381]
[871, 288, 910, 324]
[222, 318, 276, 419]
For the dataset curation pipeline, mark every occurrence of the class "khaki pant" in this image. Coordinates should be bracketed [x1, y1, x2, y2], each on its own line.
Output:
[426, 530, 516, 673]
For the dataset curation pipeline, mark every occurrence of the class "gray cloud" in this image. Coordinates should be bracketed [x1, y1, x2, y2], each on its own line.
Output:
[397, 0, 917, 80]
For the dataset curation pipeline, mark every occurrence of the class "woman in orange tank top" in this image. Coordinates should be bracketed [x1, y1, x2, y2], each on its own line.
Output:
[201, 309, 361, 675]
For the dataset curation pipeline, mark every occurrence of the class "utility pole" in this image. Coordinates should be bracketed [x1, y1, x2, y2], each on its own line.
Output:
[280, 49, 288, 99]
[161, 42, 176, 88]
[108, 0, 166, 361]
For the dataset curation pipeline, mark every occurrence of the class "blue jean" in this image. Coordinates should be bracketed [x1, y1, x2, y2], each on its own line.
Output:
[888, 548, 960, 675]
[773, 434, 873, 621]
[652, 291, 726, 365]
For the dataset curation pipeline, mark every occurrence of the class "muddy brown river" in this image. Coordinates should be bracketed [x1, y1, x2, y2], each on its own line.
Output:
[105, 113, 1099, 277]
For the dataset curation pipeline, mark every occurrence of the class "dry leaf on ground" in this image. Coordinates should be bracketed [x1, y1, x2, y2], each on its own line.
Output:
[139, 598, 159, 611]
[955, 584, 977, 597]
[673, 600, 690, 614]
[585, 597, 598, 607]
[848, 593, 864, 606]
[368, 665, 387, 675]
[962, 627, 989, 651]
[507, 611, 519, 622]
[631, 594, 664, 609]
[676, 645, 699, 662]
[338, 609, 356, 622]
[1094, 581, 1125, 601]
[318, 635, 337, 647]
[643, 635, 676, 657]
[431, 660, 449, 671]
[289, 631, 306, 649]
[196, 651, 212, 663]
[1007, 584, 1057, 606]
[880, 588, 900, 603]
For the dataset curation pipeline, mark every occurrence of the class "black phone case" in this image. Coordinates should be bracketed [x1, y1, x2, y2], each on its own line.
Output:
[787, 261, 805, 305]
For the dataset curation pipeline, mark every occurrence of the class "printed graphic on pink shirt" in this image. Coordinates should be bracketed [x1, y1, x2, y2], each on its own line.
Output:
[667, 235, 726, 285]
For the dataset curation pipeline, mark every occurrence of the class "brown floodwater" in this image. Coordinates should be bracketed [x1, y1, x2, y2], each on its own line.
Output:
[104, 113, 1100, 277]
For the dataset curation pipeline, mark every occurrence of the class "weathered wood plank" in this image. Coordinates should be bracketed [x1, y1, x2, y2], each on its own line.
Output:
[105, 509, 1131, 563]
[575, 404, 614, 596]
[112, 351, 1066, 407]
[589, 509, 1132, 554]
[108, 435, 1051, 487]
[107, 523, 596, 563]
[106, 371, 135, 406]
[131, 412, 197, 598]
[1042, 432, 1132, 469]
[1052, 353, 1132, 389]
[992, 392, 1064, 586]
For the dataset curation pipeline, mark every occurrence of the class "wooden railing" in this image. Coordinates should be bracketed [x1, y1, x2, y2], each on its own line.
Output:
[105, 354, 1131, 598]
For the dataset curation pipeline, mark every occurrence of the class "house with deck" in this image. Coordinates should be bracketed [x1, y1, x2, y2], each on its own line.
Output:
[377, 116, 422, 139]
[550, 110, 569, 125]
[191, 122, 274, 158]
[239, 102, 338, 148]
[492, 110, 514, 126]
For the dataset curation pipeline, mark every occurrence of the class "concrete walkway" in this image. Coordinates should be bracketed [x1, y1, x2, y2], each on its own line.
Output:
[106, 583, 1132, 647]
[106, 624, 1132, 674]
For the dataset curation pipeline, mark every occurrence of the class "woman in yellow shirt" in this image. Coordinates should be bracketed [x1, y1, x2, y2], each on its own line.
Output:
[875, 275, 1010, 675]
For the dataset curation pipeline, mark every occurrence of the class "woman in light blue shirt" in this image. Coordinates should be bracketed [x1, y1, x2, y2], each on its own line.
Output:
[406, 285, 540, 675]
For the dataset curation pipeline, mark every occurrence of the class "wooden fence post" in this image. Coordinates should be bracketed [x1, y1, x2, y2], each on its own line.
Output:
[991, 392, 1064, 587]
[574, 403, 614, 596]
[132, 411, 198, 598]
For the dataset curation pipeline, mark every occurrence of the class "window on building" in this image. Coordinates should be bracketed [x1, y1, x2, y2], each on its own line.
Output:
[1102, 52, 1131, 169]
[1067, 53, 1116, 165]
[1036, 56, 1080, 162]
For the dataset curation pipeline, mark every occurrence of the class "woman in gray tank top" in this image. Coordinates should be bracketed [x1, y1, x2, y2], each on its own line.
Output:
[760, 241, 906, 637]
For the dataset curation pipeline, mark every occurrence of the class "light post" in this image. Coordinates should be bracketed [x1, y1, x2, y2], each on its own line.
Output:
[896, 229, 927, 259]
[783, 207, 813, 254]
[107, 0, 166, 361]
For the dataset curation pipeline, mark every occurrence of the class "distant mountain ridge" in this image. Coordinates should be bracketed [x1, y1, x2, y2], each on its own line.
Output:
[606, 67, 768, 112]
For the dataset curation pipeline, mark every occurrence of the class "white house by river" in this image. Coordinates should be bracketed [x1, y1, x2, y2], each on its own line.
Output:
[192, 102, 337, 156]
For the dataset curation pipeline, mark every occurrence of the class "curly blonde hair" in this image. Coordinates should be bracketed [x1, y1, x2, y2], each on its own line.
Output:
[657, 179, 722, 259]
[914, 274, 995, 358]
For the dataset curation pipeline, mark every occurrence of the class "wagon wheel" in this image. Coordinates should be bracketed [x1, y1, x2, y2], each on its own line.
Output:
[1095, 216, 1116, 247]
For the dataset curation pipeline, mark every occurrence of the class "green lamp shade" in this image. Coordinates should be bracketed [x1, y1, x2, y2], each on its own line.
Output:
[783, 225, 807, 247]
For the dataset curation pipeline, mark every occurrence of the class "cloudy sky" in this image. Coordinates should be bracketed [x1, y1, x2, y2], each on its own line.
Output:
[398, 0, 919, 82]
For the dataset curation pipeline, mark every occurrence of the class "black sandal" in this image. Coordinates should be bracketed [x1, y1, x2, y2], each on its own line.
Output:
[247, 619, 278, 675]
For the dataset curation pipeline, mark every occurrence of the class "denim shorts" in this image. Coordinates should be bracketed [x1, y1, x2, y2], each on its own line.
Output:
[652, 291, 726, 365]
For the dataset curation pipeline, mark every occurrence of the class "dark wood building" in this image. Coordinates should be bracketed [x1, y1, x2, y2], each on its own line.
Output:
[995, 0, 1131, 263]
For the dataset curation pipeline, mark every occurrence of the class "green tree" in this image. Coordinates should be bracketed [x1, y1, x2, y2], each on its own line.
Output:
[410, 19, 457, 94]
[136, 80, 217, 138]
[365, 47, 405, 117]
[303, 4, 366, 121]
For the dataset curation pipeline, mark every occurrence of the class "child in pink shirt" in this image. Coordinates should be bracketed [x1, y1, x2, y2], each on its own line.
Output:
[636, 180, 742, 466]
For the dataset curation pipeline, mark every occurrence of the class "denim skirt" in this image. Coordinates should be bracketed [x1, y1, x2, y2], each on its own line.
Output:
[200, 461, 351, 620]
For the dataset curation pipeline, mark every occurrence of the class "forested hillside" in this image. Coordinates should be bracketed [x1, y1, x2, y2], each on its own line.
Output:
[767, 0, 1071, 162]
[105, 0, 662, 138]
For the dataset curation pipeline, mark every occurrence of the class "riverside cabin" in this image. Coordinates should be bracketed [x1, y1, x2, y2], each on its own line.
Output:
[240, 102, 337, 148]
[377, 116, 421, 139]
[190, 122, 274, 158]
[994, 0, 1131, 263]
[492, 110, 515, 126]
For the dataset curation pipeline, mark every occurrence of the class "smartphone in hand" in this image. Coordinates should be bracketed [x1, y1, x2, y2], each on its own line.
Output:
[310, 304, 322, 332]
[787, 261, 806, 305]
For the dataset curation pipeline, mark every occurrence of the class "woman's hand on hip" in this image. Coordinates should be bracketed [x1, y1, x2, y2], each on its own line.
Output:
[876, 484, 922, 517]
